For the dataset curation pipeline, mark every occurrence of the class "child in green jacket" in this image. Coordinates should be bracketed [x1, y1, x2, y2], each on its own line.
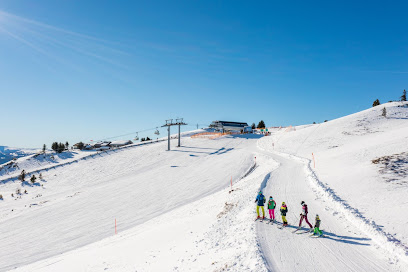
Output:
[268, 196, 276, 222]
[313, 214, 323, 236]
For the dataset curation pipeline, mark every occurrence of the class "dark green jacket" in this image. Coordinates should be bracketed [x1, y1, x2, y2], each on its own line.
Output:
[268, 200, 276, 209]
[280, 205, 288, 216]
[315, 218, 321, 228]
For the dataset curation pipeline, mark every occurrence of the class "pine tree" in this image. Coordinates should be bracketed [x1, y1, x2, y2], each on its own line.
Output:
[30, 175, 37, 184]
[42, 144, 46, 154]
[251, 123, 256, 129]
[372, 99, 380, 107]
[57, 143, 65, 153]
[77, 142, 85, 150]
[19, 170, 26, 182]
[51, 142, 58, 152]
[65, 141, 69, 150]
[401, 89, 407, 101]
[382, 107, 387, 117]
[257, 120, 266, 128]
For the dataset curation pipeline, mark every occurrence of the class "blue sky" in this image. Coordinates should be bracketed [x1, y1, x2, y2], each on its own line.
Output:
[0, 1, 407, 148]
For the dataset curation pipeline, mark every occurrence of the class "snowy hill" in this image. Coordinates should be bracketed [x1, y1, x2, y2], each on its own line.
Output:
[0, 134, 260, 271]
[259, 101, 408, 247]
[0, 146, 37, 165]
[1, 102, 408, 272]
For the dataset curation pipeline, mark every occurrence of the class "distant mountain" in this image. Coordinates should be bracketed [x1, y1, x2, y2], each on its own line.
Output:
[0, 146, 37, 165]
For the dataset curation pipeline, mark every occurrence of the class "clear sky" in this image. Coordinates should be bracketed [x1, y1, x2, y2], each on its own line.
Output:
[1, 0, 407, 148]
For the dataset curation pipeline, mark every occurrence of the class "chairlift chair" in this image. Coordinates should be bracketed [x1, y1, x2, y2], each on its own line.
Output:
[154, 127, 160, 135]
[134, 132, 139, 141]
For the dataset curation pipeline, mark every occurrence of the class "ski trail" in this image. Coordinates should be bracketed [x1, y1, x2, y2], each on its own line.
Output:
[255, 148, 408, 271]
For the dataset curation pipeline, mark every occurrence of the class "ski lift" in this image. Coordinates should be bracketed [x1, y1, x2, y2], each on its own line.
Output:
[154, 127, 160, 135]
[134, 132, 139, 141]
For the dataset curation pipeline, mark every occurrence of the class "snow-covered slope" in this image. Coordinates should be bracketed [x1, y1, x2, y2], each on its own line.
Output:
[258, 101, 408, 264]
[0, 146, 37, 165]
[0, 134, 259, 271]
[2, 102, 408, 272]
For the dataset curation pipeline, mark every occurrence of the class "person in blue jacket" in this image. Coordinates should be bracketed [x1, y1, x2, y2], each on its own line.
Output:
[255, 191, 266, 219]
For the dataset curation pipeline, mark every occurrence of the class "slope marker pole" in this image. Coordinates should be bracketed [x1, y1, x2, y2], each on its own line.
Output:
[312, 153, 315, 168]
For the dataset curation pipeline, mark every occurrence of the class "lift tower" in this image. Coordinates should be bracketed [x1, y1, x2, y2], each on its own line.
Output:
[161, 118, 187, 151]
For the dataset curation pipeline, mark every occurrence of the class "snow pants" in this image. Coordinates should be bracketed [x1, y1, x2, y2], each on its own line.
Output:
[314, 227, 322, 236]
[269, 209, 275, 220]
[299, 214, 313, 228]
[282, 215, 287, 224]
[257, 206, 265, 217]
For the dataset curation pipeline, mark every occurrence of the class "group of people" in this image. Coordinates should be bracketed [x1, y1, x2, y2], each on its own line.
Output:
[255, 191, 323, 236]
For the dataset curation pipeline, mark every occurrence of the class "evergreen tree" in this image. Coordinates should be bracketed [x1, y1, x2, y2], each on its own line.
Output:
[51, 142, 58, 152]
[19, 170, 26, 182]
[77, 142, 85, 150]
[146, 137, 151, 141]
[382, 107, 387, 117]
[251, 123, 256, 129]
[257, 120, 266, 128]
[57, 143, 65, 153]
[42, 144, 46, 154]
[30, 175, 37, 184]
[372, 99, 380, 107]
[65, 141, 69, 150]
[401, 89, 407, 101]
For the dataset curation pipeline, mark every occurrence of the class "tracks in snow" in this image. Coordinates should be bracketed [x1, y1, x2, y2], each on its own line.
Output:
[255, 148, 408, 271]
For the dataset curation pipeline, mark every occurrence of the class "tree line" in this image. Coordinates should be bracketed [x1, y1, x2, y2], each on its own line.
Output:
[373, 89, 406, 107]
[251, 120, 266, 129]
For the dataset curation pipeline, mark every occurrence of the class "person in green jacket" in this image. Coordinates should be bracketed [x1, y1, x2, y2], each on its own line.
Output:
[313, 214, 323, 236]
[267, 196, 276, 222]
[280, 202, 288, 226]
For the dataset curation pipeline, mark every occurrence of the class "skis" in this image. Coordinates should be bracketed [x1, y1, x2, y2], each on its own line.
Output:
[310, 234, 324, 238]
[297, 230, 311, 234]
[292, 228, 301, 233]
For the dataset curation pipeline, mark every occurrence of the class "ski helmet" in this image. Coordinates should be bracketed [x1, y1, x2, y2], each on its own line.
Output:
[282, 201, 285, 205]
[301, 201, 305, 205]
[270, 196, 273, 199]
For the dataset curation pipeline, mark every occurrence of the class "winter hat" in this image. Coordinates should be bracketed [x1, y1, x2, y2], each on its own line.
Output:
[282, 201, 286, 205]
[301, 201, 305, 205]
[259, 191, 262, 195]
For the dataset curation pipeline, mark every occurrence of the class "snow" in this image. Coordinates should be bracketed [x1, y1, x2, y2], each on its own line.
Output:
[1, 102, 408, 271]
[0, 146, 37, 165]
[0, 134, 260, 271]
